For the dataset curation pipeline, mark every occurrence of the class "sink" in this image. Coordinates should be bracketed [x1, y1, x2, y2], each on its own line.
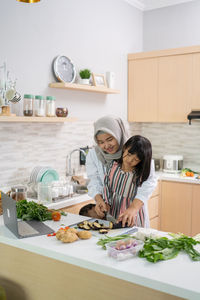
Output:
[71, 182, 88, 194]
[47, 193, 93, 210]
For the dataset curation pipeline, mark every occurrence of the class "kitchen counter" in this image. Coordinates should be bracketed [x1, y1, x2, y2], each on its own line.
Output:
[30, 171, 200, 212]
[2, 170, 199, 215]
[35, 193, 92, 211]
[156, 171, 200, 184]
[0, 214, 200, 300]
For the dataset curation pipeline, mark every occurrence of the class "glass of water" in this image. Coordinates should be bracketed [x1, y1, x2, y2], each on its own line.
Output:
[37, 182, 52, 204]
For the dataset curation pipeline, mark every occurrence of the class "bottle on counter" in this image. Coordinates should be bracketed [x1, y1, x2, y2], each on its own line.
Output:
[23, 94, 34, 116]
[46, 96, 56, 117]
[35, 95, 46, 117]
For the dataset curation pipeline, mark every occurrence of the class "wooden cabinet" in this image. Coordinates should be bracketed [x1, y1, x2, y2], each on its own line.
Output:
[157, 55, 192, 122]
[160, 181, 192, 235]
[128, 58, 158, 122]
[192, 53, 200, 109]
[148, 182, 160, 230]
[61, 199, 95, 215]
[160, 181, 200, 236]
[128, 45, 200, 123]
[191, 185, 200, 236]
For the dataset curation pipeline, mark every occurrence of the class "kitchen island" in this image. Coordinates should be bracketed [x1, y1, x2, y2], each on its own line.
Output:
[0, 213, 200, 300]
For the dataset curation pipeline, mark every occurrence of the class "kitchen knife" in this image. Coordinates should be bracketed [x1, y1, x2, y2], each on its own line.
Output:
[104, 212, 117, 224]
[104, 212, 129, 229]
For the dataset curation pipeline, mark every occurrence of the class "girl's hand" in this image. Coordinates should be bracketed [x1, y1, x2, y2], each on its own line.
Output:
[95, 195, 107, 218]
[118, 207, 138, 227]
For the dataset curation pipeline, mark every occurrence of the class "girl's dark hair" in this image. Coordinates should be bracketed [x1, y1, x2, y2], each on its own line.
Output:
[118, 135, 152, 186]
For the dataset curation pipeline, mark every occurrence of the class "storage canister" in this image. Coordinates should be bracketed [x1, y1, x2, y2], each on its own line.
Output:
[23, 94, 34, 116]
[35, 95, 46, 117]
[10, 185, 27, 201]
[46, 96, 56, 117]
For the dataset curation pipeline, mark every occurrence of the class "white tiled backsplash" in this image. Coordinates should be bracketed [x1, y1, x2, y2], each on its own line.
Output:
[0, 121, 94, 188]
[129, 122, 200, 171]
[0, 121, 200, 188]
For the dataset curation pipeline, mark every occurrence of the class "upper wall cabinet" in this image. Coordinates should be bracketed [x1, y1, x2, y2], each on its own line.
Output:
[128, 45, 200, 122]
[128, 58, 158, 122]
[192, 53, 200, 109]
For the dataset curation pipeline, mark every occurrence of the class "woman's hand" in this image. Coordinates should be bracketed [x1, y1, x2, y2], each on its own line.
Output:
[118, 207, 138, 227]
[95, 194, 107, 218]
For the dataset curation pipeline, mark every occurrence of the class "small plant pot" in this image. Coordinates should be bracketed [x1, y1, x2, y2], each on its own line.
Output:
[79, 78, 90, 85]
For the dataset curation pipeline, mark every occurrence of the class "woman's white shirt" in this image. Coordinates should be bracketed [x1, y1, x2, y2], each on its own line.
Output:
[86, 148, 158, 227]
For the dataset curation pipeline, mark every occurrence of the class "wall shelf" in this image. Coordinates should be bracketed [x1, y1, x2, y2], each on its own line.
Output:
[0, 116, 77, 123]
[49, 82, 120, 94]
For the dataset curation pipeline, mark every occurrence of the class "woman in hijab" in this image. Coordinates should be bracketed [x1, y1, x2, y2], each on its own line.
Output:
[86, 115, 157, 227]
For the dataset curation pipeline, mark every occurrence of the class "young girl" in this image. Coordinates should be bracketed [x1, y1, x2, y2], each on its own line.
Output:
[103, 135, 152, 228]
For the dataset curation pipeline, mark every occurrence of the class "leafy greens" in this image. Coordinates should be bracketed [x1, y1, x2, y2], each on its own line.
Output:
[16, 199, 52, 221]
[139, 235, 200, 263]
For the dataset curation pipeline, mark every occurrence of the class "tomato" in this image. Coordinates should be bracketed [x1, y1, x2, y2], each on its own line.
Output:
[52, 211, 61, 221]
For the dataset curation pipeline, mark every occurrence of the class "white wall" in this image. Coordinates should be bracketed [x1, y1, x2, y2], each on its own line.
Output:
[0, 0, 142, 121]
[2, 0, 200, 188]
[0, 0, 142, 187]
[143, 0, 200, 51]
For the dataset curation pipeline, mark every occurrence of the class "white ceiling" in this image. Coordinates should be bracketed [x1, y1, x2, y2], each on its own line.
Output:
[124, 0, 196, 11]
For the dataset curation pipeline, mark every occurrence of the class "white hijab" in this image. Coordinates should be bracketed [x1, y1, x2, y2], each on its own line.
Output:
[94, 115, 129, 165]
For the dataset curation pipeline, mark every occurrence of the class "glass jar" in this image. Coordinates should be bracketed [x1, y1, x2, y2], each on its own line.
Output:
[37, 182, 52, 204]
[46, 96, 56, 117]
[23, 94, 34, 116]
[35, 95, 46, 117]
[10, 185, 27, 201]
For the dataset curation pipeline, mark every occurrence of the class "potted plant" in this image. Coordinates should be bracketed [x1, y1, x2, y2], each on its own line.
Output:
[79, 69, 91, 85]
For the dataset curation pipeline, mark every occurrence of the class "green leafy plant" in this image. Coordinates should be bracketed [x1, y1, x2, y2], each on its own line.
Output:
[79, 69, 91, 79]
[138, 235, 200, 263]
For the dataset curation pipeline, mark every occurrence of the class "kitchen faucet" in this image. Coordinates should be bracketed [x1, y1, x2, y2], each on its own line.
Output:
[66, 148, 87, 176]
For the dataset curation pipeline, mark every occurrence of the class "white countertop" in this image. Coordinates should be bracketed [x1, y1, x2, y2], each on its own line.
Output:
[156, 171, 200, 184]
[43, 193, 92, 210]
[0, 214, 200, 300]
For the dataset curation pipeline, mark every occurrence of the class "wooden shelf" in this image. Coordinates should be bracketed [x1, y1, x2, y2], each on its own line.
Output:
[49, 82, 120, 94]
[0, 116, 77, 123]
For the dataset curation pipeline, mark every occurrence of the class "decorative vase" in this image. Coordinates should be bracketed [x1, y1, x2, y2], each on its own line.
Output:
[79, 78, 90, 85]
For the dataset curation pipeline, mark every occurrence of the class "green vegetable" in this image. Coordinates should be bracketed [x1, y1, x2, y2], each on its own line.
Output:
[16, 199, 52, 221]
[139, 235, 200, 263]
[97, 234, 133, 250]
[181, 168, 199, 175]
[60, 211, 67, 216]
